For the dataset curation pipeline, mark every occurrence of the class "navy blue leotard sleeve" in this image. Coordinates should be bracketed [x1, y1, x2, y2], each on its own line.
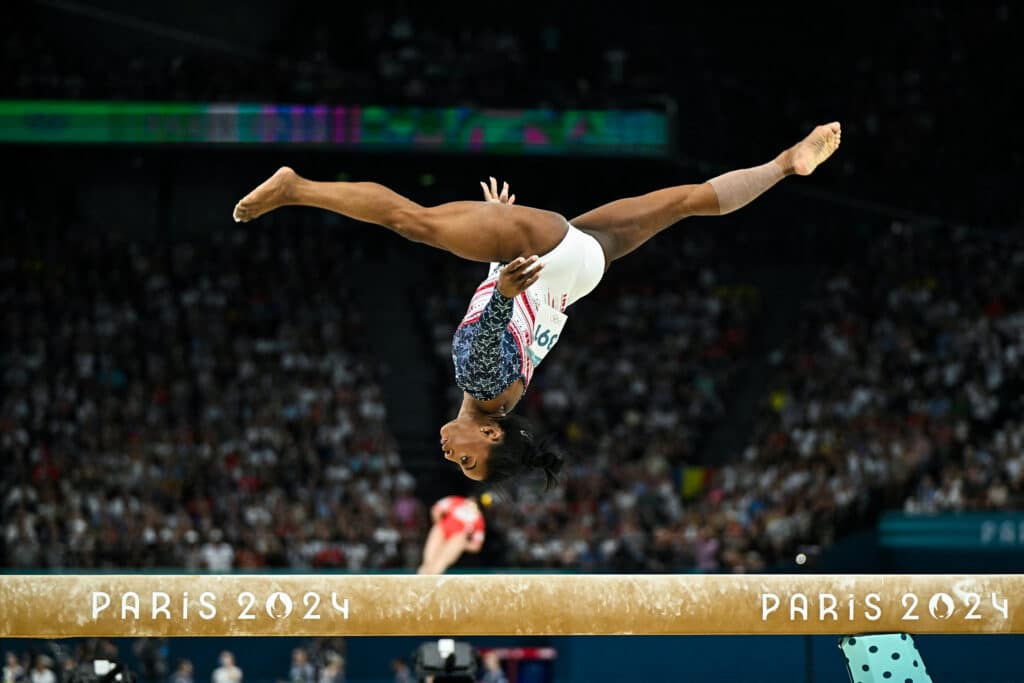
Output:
[451, 289, 523, 400]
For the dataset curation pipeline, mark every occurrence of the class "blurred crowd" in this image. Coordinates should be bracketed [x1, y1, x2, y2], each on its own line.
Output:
[2, 640, 349, 683]
[902, 418, 1024, 513]
[424, 233, 754, 464]
[281, 643, 347, 683]
[4, 641, 119, 683]
[1, 7, 661, 109]
[427, 224, 1024, 572]
[5, 4, 1021, 226]
[701, 225, 1022, 567]
[421, 234, 762, 570]
[0, 639, 521, 683]
[3, 212, 1022, 574]
[1, 227, 427, 570]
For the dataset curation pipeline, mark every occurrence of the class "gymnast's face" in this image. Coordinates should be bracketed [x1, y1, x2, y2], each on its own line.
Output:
[440, 417, 501, 480]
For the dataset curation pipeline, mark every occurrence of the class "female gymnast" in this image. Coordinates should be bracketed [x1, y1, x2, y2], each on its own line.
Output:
[417, 495, 486, 574]
[233, 122, 841, 487]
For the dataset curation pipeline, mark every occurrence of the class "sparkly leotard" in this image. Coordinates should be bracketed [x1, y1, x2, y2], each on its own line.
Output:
[452, 288, 522, 401]
[451, 225, 606, 402]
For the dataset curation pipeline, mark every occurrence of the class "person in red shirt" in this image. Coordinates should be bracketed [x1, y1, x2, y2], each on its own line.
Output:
[417, 495, 486, 574]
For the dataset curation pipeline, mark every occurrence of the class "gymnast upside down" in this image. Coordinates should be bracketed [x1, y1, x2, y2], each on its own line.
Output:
[233, 122, 842, 486]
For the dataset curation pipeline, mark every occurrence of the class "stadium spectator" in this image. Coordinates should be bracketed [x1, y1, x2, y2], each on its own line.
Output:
[316, 653, 344, 683]
[477, 652, 508, 683]
[288, 649, 315, 683]
[28, 658, 54, 683]
[133, 639, 168, 683]
[200, 530, 234, 572]
[3, 653, 25, 683]
[390, 659, 413, 683]
[169, 660, 194, 683]
[211, 652, 241, 683]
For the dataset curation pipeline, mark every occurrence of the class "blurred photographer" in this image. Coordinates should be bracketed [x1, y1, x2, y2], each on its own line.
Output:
[477, 653, 507, 683]
[168, 661, 193, 683]
[132, 641, 167, 683]
[413, 641, 474, 683]
[30, 657, 55, 683]
[390, 660, 413, 683]
[211, 653, 241, 683]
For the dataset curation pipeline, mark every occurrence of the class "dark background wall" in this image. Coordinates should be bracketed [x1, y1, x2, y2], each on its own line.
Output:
[5, 2, 1023, 227]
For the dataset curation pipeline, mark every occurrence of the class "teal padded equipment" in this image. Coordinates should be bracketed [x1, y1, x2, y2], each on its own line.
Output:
[838, 633, 933, 683]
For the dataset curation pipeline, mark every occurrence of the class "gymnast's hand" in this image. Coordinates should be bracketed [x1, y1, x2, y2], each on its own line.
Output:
[498, 256, 543, 298]
[480, 176, 515, 205]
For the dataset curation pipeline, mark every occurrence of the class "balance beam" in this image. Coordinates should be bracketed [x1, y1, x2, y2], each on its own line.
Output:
[1, 574, 1020, 637]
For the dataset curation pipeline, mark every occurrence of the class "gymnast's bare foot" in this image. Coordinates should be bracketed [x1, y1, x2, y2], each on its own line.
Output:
[233, 166, 297, 222]
[780, 122, 842, 176]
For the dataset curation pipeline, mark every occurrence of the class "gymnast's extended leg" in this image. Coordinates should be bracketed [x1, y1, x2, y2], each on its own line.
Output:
[232, 167, 569, 263]
[571, 122, 842, 264]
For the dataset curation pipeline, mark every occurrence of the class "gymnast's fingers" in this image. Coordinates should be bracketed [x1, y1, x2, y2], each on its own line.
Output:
[501, 256, 526, 274]
[490, 176, 499, 198]
[505, 255, 536, 274]
[481, 181, 493, 201]
[500, 181, 509, 202]
[508, 194, 516, 205]
[519, 262, 544, 280]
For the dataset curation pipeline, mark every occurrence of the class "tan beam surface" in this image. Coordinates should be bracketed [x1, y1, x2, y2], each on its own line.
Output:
[2, 574, 1022, 637]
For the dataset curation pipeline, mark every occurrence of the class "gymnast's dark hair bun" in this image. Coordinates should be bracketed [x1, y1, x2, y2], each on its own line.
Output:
[485, 414, 565, 490]
[530, 447, 564, 478]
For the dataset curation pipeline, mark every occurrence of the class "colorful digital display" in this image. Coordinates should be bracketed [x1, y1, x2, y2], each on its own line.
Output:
[0, 101, 669, 156]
